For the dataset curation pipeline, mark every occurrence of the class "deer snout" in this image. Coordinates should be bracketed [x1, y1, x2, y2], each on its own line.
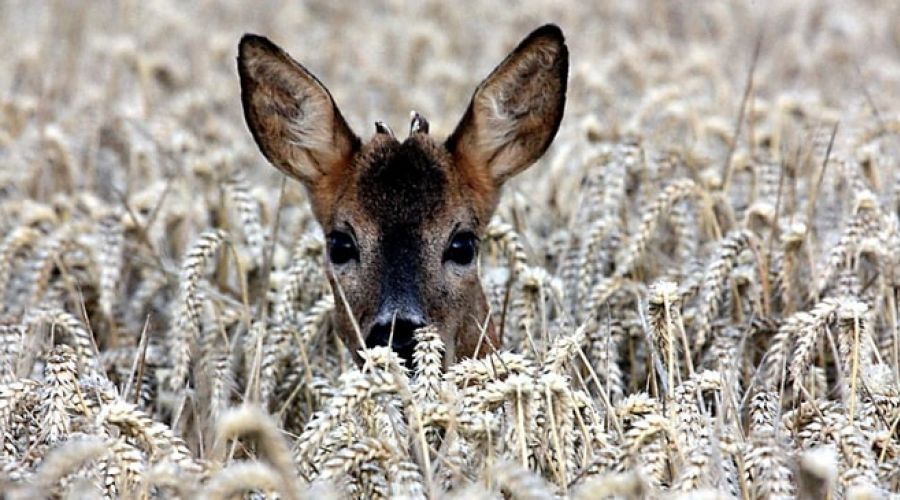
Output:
[366, 312, 425, 369]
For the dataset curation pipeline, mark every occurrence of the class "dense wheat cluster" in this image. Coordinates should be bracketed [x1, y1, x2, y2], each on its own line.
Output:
[1, 0, 899, 498]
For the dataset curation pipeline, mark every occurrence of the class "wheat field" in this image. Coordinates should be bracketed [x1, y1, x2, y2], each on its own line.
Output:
[1, 0, 899, 498]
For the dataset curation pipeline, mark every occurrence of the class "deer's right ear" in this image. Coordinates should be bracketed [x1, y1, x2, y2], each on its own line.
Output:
[238, 35, 359, 187]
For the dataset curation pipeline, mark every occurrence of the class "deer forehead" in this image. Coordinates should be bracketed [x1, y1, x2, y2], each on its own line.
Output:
[357, 136, 449, 223]
[323, 134, 482, 238]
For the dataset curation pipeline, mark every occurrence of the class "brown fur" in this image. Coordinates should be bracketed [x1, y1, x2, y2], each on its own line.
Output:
[237, 25, 568, 366]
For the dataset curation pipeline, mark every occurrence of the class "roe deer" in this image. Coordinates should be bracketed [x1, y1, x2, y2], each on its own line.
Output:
[238, 24, 567, 368]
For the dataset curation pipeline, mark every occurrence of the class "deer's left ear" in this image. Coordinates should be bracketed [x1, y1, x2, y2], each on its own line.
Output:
[446, 24, 568, 186]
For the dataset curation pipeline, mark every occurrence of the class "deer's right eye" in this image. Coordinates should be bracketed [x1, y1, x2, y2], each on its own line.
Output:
[328, 231, 359, 265]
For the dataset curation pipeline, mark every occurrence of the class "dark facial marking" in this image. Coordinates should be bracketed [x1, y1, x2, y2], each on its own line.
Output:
[379, 221, 424, 316]
[358, 137, 449, 334]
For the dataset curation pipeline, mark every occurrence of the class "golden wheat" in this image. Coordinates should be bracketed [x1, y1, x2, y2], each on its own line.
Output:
[0, 0, 898, 498]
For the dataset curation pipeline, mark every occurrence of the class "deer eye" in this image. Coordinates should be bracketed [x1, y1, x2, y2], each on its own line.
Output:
[328, 231, 358, 265]
[444, 231, 478, 266]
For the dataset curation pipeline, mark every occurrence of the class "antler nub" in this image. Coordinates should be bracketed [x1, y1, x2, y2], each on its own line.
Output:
[409, 111, 429, 135]
[375, 121, 395, 138]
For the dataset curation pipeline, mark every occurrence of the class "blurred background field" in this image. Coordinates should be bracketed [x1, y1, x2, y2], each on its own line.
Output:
[1, 1, 899, 498]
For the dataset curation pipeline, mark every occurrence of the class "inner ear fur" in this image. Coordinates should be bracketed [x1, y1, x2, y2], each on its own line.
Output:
[447, 24, 568, 187]
[237, 34, 360, 187]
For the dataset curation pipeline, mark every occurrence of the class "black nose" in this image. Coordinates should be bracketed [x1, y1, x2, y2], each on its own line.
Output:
[367, 317, 425, 369]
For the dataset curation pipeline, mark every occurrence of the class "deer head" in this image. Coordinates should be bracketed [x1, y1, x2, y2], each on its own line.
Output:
[238, 25, 567, 367]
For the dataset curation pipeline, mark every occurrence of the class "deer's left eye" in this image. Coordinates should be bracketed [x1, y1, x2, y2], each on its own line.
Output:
[328, 231, 359, 265]
[444, 231, 477, 266]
